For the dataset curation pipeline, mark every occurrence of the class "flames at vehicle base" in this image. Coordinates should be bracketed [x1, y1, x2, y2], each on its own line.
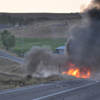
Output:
[63, 63, 91, 78]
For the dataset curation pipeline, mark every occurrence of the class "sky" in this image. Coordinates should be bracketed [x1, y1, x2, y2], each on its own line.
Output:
[0, 0, 91, 13]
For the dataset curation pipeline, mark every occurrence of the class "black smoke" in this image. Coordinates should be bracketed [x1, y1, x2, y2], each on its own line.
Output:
[66, 0, 100, 73]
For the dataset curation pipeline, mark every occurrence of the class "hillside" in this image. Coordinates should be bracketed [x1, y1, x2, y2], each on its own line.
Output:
[0, 13, 81, 38]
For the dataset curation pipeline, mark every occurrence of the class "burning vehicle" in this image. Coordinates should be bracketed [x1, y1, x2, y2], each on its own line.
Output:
[63, 62, 91, 78]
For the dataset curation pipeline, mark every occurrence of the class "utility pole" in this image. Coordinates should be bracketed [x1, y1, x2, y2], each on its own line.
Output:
[59, 63, 61, 81]
[21, 25, 24, 57]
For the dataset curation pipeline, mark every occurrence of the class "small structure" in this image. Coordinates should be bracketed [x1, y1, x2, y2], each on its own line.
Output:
[55, 46, 66, 54]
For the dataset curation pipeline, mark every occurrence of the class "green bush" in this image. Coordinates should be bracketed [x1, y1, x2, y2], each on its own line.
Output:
[1, 30, 16, 50]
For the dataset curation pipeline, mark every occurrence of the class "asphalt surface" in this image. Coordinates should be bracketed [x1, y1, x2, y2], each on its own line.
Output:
[0, 79, 99, 100]
[0, 50, 23, 63]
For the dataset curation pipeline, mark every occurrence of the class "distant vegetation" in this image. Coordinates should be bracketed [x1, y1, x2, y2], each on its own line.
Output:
[0, 13, 81, 27]
[0, 14, 56, 26]
[1, 30, 16, 50]
[0, 13, 33, 26]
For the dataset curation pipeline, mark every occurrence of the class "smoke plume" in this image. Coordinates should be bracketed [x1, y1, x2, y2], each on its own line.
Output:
[67, 0, 100, 73]
[23, 46, 66, 77]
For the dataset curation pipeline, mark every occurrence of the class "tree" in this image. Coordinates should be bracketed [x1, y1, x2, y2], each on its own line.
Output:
[1, 30, 16, 50]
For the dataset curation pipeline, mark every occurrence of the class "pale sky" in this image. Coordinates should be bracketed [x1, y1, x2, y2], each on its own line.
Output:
[0, 0, 91, 13]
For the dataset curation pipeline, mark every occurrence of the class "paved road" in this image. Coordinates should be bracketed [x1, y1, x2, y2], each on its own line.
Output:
[0, 50, 23, 63]
[0, 79, 99, 100]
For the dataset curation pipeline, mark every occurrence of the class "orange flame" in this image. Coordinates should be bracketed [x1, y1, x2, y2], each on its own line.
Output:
[63, 63, 91, 78]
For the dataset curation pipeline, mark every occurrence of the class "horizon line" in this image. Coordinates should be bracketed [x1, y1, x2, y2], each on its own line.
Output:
[0, 11, 81, 14]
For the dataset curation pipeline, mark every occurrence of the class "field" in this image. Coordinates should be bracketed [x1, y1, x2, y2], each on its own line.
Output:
[0, 38, 67, 56]
[0, 16, 81, 38]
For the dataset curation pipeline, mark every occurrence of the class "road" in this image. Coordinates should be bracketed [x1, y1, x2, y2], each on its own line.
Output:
[0, 50, 23, 63]
[0, 79, 99, 100]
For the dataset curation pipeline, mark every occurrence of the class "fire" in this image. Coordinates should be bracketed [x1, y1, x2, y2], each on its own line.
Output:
[63, 63, 91, 78]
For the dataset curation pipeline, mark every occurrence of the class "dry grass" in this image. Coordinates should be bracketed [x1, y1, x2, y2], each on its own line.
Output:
[0, 73, 66, 90]
[0, 19, 80, 38]
[0, 58, 65, 90]
[0, 58, 22, 74]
